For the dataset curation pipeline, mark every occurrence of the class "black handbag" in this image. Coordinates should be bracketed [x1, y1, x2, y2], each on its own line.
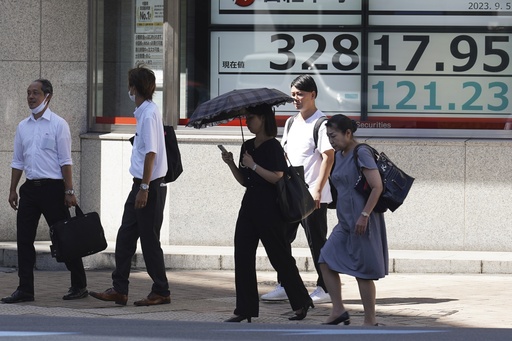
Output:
[276, 165, 316, 223]
[49, 205, 107, 262]
[163, 125, 183, 183]
[129, 125, 183, 183]
[354, 144, 414, 213]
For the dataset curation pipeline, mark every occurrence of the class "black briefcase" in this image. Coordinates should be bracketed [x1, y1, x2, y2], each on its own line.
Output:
[49, 205, 107, 262]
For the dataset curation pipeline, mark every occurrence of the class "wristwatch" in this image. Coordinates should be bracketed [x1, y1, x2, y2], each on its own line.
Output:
[65, 189, 75, 196]
[140, 183, 150, 191]
[361, 211, 369, 217]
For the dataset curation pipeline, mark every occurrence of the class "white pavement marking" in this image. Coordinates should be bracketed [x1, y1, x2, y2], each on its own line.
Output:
[0, 332, 77, 337]
[227, 329, 447, 335]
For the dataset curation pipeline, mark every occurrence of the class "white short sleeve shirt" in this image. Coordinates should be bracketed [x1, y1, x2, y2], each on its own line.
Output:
[129, 100, 167, 180]
[282, 110, 333, 203]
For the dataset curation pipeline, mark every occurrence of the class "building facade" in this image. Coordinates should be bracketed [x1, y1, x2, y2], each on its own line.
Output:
[1, 0, 511, 252]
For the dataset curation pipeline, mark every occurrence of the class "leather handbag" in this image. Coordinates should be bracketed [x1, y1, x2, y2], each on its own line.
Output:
[276, 164, 316, 223]
[49, 205, 107, 262]
[354, 144, 415, 213]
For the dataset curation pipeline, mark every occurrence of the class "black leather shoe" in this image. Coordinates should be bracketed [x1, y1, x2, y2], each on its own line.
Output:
[1, 290, 34, 304]
[62, 287, 88, 300]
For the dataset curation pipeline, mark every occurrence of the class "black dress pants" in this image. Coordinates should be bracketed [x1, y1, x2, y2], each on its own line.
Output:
[112, 178, 169, 296]
[233, 188, 310, 317]
[16, 180, 87, 295]
[282, 203, 328, 291]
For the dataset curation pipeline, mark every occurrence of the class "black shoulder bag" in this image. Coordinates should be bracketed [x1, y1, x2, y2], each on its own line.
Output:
[353, 144, 415, 213]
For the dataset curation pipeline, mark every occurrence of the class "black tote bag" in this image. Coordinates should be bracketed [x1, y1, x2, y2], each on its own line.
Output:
[49, 205, 107, 262]
[276, 165, 316, 223]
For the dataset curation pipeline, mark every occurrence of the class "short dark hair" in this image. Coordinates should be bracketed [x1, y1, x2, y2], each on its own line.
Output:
[246, 103, 278, 137]
[290, 74, 318, 97]
[128, 64, 156, 100]
[326, 114, 358, 134]
[33, 79, 53, 95]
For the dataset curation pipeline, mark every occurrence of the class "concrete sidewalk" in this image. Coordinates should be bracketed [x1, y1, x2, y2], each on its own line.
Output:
[1, 242, 512, 328]
[1, 267, 511, 329]
[1, 242, 512, 274]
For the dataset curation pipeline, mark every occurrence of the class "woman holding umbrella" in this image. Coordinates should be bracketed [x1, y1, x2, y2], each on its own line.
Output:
[220, 103, 313, 323]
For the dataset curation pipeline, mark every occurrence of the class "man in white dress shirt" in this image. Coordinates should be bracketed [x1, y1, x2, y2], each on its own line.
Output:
[2, 79, 87, 303]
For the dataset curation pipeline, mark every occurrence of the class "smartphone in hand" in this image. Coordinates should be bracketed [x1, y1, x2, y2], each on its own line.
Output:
[217, 145, 228, 153]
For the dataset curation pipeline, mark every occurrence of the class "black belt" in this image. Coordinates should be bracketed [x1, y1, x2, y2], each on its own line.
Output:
[27, 179, 63, 187]
[133, 177, 164, 185]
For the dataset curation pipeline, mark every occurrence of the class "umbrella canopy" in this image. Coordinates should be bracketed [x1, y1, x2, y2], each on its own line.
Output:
[186, 87, 293, 129]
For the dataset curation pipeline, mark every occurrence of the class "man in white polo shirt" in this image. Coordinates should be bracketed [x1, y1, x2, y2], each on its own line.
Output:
[261, 75, 335, 304]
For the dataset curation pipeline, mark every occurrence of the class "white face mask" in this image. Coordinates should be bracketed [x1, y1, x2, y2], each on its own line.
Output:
[128, 90, 136, 102]
[31, 94, 49, 114]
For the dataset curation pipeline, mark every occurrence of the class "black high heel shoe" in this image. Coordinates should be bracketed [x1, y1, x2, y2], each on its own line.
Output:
[322, 311, 350, 325]
[289, 301, 314, 321]
[224, 315, 252, 323]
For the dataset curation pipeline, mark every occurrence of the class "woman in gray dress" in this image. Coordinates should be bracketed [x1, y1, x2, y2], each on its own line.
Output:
[319, 114, 388, 326]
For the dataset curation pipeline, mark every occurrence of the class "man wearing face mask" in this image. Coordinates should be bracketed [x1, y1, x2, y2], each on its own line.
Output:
[90, 65, 170, 306]
[2, 79, 87, 304]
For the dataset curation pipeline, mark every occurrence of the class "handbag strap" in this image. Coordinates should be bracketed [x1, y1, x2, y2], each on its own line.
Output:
[353, 143, 378, 175]
[283, 114, 327, 151]
[64, 207, 72, 220]
[280, 144, 309, 187]
[279, 141, 295, 167]
[74, 204, 85, 218]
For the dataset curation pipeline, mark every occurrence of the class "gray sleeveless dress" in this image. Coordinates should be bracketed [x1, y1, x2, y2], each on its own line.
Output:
[319, 145, 389, 280]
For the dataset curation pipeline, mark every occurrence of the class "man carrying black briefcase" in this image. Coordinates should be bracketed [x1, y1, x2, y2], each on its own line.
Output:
[2, 79, 87, 304]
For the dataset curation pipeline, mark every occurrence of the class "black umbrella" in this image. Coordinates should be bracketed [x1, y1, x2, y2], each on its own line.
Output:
[186, 87, 293, 129]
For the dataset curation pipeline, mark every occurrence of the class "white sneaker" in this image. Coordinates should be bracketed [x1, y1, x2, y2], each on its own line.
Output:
[260, 284, 288, 301]
[309, 286, 331, 304]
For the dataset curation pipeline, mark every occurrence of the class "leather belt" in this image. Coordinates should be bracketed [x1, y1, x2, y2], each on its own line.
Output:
[27, 179, 63, 187]
[133, 177, 164, 185]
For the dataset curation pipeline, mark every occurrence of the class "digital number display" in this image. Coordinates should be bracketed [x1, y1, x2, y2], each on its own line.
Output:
[211, 31, 361, 114]
[368, 32, 511, 117]
[468, 2, 512, 10]
[212, 31, 362, 74]
[268, 33, 361, 72]
[370, 0, 511, 26]
[369, 77, 509, 114]
[210, 0, 512, 129]
[369, 33, 511, 74]
[371, 0, 511, 11]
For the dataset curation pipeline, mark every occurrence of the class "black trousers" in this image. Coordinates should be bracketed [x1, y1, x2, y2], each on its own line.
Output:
[112, 178, 169, 296]
[17, 180, 86, 295]
[281, 204, 328, 292]
[233, 188, 310, 317]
